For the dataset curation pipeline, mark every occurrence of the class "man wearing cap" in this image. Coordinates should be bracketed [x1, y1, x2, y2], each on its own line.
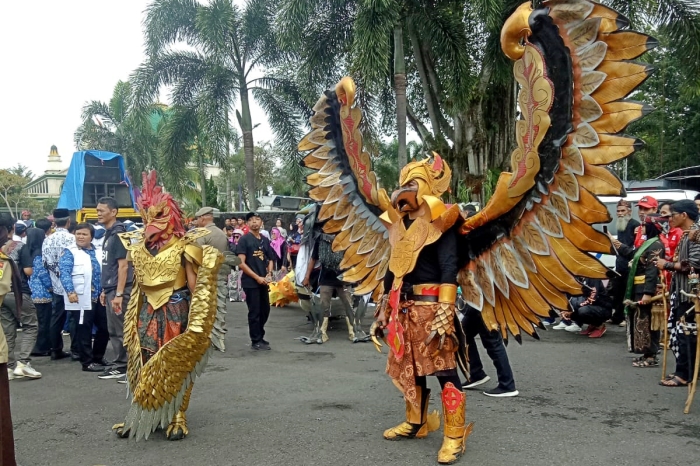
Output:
[637, 196, 658, 224]
[12, 223, 26, 244]
[96, 197, 133, 380]
[194, 207, 229, 253]
[237, 212, 274, 350]
[41, 208, 75, 360]
[195, 206, 239, 350]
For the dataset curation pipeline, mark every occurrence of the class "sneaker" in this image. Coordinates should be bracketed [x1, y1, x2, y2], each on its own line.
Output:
[464, 375, 491, 389]
[261, 339, 270, 345]
[14, 362, 42, 379]
[580, 325, 594, 336]
[98, 366, 127, 379]
[83, 363, 105, 372]
[61, 330, 70, 336]
[619, 321, 627, 327]
[540, 317, 556, 326]
[483, 387, 519, 397]
[553, 321, 570, 330]
[117, 379, 128, 384]
[7, 367, 21, 380]
[251, 343, 271, 351]
[588, 325, 607, 338]
[564, 323, 582, 332]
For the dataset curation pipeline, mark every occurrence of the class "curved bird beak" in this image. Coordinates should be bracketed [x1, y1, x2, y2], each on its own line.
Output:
[335, 76, 356, 107]
[501, 2, 533, 60]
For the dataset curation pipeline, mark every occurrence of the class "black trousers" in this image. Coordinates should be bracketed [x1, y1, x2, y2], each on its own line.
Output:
[49, 294, 68, 352]
[32, 302, 52, 354]
[676, 329, 698, 382]
[462, 307, 516, 391]
[610, 274, 627, 324]
[572, 304, 612, 327]
[244, 286, 270, 344]
[69, 304, 109, 367]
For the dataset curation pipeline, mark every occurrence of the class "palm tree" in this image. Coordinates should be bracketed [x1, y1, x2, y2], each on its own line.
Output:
[74, 80, 165, 176]
[278, 0, 700, 199]
[132, 0, 300, 210]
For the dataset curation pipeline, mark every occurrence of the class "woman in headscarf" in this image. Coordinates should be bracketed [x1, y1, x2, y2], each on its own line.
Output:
[624, 215, 665, 367]
[270, 227, 288, 276]
[24, 228, 53, 356]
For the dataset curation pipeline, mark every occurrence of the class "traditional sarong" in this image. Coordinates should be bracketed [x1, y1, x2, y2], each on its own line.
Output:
[138, 290, 190, 363]
[386, 301, 457, 407]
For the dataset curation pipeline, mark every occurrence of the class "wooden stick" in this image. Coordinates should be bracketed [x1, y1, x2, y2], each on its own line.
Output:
[680, 290, 700, 414]
[661, 280, 670, 383]
[684, 329, 700, 414]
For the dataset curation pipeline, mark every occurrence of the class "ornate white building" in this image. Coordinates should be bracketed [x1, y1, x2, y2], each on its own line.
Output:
[25, 145, 68, 200]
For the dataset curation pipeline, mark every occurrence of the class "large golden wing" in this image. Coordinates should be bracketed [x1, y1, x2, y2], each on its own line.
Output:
[119, 234, 222, 440]
[459, 0, 656, 342]
[300, 77, 392, 298]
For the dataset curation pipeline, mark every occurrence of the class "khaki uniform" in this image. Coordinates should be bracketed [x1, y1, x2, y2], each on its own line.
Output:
[197, 223, 240, 351]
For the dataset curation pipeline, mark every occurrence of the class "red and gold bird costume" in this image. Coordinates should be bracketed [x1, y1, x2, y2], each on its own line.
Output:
[299, 1, 656, 463]
[112, 171, 223, 441]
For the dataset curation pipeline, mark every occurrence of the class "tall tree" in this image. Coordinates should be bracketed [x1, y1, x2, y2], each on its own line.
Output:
[277, 0, 700, 198]
[133, 0, 298, 210]
[74, 80, 165, 176]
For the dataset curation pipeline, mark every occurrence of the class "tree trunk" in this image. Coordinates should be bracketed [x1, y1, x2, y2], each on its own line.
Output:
[409, 24, 440, 136]
[198, 145, 207, 208]
[239, 82, 257, 210]
[394, 26, 407, 170]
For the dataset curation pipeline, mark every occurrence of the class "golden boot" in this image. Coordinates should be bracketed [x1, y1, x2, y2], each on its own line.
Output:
[383, 387, 440, 440]
[437, 383, 474, 464]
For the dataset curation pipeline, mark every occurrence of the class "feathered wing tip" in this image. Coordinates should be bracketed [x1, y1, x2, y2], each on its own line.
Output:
[458, 0, 657, 342]
[297, 78, 393, 298]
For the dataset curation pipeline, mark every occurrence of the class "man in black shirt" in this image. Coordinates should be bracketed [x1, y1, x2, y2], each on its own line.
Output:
[97, 197, 133, 379]
[237, 212, 274, 350]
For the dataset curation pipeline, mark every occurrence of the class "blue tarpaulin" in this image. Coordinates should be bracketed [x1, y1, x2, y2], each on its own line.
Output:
[57, 150, 135, 210]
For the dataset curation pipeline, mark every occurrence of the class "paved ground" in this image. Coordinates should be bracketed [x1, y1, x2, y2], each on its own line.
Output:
[8, 302, 700, 466]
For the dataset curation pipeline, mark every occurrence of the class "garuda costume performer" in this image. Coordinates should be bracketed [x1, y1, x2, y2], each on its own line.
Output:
[299, 1, 655, 463]
[113, 171, 223, 441]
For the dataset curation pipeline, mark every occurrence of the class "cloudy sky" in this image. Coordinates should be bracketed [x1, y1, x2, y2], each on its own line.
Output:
[1, 0, 270, 177]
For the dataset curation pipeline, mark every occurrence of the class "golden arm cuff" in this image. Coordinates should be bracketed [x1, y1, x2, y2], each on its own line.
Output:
[438, 284, 458, 304]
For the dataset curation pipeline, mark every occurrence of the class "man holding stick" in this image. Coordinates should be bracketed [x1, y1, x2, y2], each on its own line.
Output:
[656, 200, 700, 389]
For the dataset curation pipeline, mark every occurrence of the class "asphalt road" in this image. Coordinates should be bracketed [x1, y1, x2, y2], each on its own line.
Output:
[8, 302, 700, 466]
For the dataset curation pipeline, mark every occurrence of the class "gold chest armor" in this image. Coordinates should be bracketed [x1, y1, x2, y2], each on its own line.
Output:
[129, 238, 188, 309]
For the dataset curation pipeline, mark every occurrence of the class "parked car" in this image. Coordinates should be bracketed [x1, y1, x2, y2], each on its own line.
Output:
[594, 188, 699, 268]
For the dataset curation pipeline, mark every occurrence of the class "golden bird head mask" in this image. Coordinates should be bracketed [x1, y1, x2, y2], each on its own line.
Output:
[391, 153, 452, 213]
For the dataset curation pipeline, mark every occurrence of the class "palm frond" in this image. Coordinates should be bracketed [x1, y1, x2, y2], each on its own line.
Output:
[350, 0, 399, 90]
[144, 0, 199, 55]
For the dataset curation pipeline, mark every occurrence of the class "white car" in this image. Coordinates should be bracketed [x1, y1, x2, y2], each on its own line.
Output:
[595, 189, 699, 269]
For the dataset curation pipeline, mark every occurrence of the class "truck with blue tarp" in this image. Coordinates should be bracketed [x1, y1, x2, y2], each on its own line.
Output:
[57, 150, 141, 223]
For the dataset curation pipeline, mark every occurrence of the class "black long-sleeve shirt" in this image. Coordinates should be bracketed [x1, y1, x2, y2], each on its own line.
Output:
[384, 224, 459, 291]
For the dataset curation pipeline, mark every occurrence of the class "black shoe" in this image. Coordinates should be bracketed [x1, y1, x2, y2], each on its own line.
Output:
[51, 351, 71, 360]
[251, 343, 271, 351]
[94, 359, 110, 366]
[98, 366, 127, 379]
[30, 351, 51, 357]
[71, 352, 81, 361]
[82, 363, 104, 372]
[483, 386, 519, 397]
